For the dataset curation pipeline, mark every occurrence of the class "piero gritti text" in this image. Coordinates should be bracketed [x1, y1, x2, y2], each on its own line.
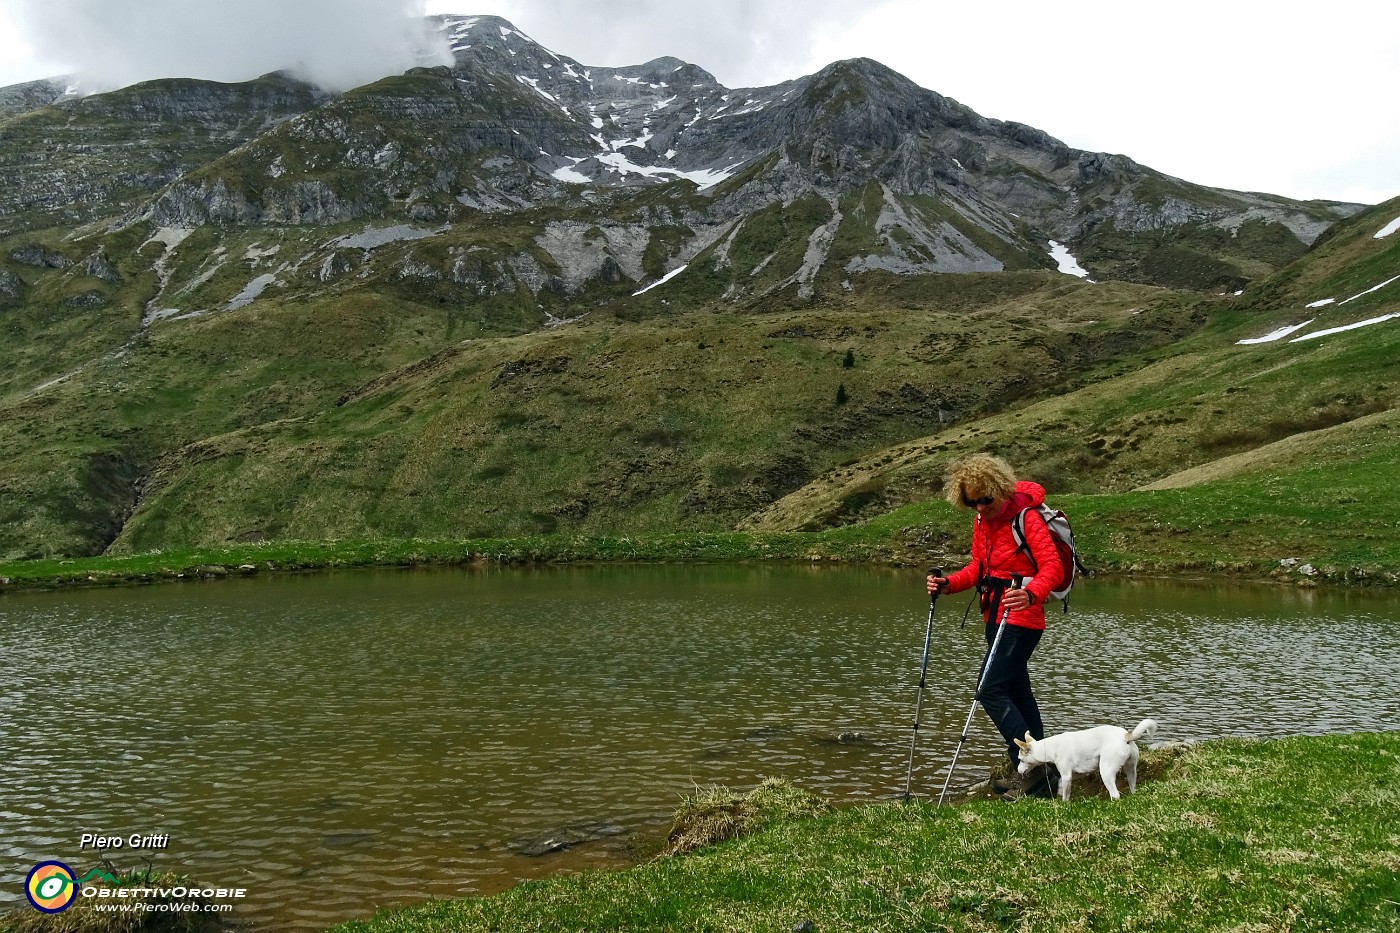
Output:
[80, 833, 170, 851]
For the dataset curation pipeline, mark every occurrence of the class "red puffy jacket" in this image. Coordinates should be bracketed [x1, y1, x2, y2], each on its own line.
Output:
[944, 480, 1063, 632]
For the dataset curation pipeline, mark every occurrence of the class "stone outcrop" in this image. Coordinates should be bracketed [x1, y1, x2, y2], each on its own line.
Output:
[0, 267, 22, 300]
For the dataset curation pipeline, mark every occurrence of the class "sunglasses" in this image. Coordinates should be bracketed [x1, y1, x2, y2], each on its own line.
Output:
[963, 494, 996, 507]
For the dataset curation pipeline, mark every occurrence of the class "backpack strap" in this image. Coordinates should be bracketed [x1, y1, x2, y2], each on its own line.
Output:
[1010, 507, 1044, 574]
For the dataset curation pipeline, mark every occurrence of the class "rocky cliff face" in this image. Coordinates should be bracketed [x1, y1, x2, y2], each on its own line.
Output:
[0, 74, 326, 234]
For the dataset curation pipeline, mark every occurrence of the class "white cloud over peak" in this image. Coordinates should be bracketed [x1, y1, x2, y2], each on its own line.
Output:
[12, 0, 453, 92]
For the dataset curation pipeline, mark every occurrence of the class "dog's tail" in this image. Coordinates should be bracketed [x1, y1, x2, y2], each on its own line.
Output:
[1125, 719, 1158, 743]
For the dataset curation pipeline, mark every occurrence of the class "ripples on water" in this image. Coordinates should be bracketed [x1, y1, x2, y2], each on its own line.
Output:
[1, 567, 1396, 930]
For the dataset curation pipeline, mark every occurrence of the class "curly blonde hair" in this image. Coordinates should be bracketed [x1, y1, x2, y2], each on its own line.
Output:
[943, 453, 1017, 508]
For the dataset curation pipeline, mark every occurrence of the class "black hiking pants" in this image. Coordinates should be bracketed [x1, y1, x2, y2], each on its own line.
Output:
[978, 621, 1044, 766]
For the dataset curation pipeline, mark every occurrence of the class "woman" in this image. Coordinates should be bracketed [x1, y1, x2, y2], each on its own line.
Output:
[927, 454, 1062, 797]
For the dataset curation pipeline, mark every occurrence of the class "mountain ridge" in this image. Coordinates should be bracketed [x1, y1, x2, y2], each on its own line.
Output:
[0, 14, 1365, 295]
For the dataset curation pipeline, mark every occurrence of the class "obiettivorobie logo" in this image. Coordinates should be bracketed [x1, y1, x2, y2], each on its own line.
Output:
[25, 861, 78, 913]
[23, 862, 246, 915]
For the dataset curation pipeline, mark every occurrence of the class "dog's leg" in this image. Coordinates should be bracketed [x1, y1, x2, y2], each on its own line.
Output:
[1057, 765, 1073, 801]
[1099, 756, 1122, 800]
[1126, 744, 1140, 794]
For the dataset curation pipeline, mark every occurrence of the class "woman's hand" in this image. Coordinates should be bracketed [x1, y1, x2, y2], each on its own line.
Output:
[1002, 587, 1033, 612]
[927, 574, 949, 596]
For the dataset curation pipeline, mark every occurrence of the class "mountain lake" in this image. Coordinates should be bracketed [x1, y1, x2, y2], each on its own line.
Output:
[2, 564, 1397, 930]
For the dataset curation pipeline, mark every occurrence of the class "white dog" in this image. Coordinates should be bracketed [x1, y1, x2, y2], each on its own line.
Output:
[1014, 719, 1158, 801]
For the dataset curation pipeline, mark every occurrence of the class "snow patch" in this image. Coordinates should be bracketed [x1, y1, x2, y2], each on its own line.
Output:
[516, 75, 572, 118]
[1374, 216, 1400, 239]
[516, 75, 556, 102]
[1290, 312, 1400, 342]
[632, 263, 689, 296]
[1339, 274, 1400, 305]
[595, 151, 743, 189]
[612, 129, 653, 150]
[1305, 298, 1336, 309]
[1048, 240, 1091, 279]
[552, 159, 591, 184]
[1236, 321, 1313, 344]
[445, 17, 479, 39]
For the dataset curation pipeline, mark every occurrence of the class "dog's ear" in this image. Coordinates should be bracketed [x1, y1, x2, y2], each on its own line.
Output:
[1014, 734, 1031, 752]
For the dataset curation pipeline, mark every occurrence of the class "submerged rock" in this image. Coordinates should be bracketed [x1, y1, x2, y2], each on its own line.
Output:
[814, 731, 868, 745]
[510, 821, 626, 857]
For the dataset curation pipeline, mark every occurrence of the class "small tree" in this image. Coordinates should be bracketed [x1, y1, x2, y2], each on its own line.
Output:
[836, 383, 849, 405]
[843, 348, 855, 368]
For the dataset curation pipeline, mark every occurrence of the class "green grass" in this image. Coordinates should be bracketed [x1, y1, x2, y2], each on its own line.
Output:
[0, 270, 1199, 560]
[325, 732, 1400, 933]
[740, 273, 1399, 536]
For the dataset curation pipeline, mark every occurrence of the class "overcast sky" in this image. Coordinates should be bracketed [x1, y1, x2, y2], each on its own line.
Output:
[0, 0, 1395, 205]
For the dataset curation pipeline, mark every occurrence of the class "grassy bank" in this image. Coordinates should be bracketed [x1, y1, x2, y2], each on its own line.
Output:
[3, 462, 1398, 591]
[328, 732, 1400, 933]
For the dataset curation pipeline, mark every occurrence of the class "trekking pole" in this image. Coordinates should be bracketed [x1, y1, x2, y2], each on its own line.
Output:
[902, 567, 941, 802]
[937, 574, 1022, 808]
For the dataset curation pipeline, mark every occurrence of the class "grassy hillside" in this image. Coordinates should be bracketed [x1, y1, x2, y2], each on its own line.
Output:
[5, 410, 1397, 590]
[747, 196, 1400, 531]
[0, 262, 1191, 558]
[0, 191, 1395, 563]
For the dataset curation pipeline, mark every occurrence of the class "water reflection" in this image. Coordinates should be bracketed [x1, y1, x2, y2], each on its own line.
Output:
[1, 566, 1396, 930]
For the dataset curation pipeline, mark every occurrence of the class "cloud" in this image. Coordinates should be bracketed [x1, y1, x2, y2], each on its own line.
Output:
[14, 0, 453, 92]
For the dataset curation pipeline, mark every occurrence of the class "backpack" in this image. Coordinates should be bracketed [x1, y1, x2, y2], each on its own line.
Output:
[1011, 503, 1089, 611]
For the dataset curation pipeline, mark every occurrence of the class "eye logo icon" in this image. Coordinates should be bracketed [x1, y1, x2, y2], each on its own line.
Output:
[26, 861, 78, 913]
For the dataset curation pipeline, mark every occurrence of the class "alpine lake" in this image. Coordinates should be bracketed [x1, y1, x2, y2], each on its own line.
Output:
[2, 564, 1397, 930]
